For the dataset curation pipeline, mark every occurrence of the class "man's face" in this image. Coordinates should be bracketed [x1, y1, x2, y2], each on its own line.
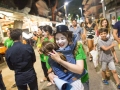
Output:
[99, 32, 108, 40]
[72, 20, 77, 27]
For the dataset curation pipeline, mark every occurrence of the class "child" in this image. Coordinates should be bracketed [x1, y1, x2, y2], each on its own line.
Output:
[98, 28, 120, 89]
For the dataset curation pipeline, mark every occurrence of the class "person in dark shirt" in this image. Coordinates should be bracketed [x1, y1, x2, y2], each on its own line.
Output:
[5, 29, 38, 90]
[113, 18, 120, 44]
[0, 70, 6, 90]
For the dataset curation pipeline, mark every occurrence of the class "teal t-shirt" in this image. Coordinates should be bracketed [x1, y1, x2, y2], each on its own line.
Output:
[75, 43, 89, 83]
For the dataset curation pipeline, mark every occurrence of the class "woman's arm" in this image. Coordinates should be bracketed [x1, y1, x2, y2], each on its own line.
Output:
[113, 29, 120, 44]
[49, 50, 84, 74]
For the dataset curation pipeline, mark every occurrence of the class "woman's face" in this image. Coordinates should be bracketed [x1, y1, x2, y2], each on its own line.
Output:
[7, 30, 10, 37]
[102, 20, 108, 28]
[55, 33, 68, 49]
[42, 30, 48, 37]
[85, 18, 89, 23]
[37, 28, 42, 36]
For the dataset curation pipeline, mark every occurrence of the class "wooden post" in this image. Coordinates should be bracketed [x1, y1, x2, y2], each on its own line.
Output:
[13, 20, 23, 29]
[51, 0, 58, 21]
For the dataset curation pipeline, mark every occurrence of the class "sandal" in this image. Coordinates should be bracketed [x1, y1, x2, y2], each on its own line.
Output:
[46, 82, 52, 87]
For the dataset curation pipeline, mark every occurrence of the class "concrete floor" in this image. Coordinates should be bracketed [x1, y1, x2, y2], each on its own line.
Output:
[1, 48, 46, 90]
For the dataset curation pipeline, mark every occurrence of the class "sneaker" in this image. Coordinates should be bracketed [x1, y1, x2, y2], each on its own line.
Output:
[102, 80, 109, 85]
[117, 84, 120, 89]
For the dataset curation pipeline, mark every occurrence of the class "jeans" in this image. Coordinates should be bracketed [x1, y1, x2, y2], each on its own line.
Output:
[0, 74, 6, 90]
[17, 77, 38, 90]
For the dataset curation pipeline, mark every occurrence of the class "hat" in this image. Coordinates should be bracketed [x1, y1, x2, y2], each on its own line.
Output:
[56, 25, 69, 33]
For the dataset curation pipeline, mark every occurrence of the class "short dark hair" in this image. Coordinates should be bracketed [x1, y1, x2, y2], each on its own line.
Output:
[10, 29, 22, 41]
[99, 28, 108, 34]
[38, 26, 43, 30]
[71, 19, 77, 22]
[43, 25, 53, 35]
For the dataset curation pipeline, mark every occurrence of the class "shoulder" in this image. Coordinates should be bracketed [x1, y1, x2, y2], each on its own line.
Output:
[114, 21, 120, 29]
[108, 38, 113, 43]
[98, 39, 103, 44]
[75, 42, 86, 60]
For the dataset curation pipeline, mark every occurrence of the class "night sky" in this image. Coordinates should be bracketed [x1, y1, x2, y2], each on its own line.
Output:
[58, 0, 83, 16]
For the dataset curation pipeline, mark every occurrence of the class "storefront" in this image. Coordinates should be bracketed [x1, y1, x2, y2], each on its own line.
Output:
[0, 7, 50, 63]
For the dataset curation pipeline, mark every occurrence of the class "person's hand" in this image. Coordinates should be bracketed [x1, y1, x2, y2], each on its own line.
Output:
[47, 68, 52, 74]
[115, 57, 119, 63]
[48, 72, 58, 84]
[37, 47, 42, 54]
[49, 50, 62, 63]
[111, 42, 117, 47]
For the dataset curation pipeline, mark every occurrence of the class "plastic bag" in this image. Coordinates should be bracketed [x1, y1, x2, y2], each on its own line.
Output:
[90, 50, 98, 68]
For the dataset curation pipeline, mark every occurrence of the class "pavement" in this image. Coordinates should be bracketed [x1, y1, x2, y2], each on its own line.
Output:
[1, 41, 120, 90]
[88, 41, 120, 90]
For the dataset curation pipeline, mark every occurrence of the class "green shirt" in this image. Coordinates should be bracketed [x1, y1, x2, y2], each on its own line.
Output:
[4, 38, 14, 48]
[38, 37, 54, 69]
[75, 43, 89, 83]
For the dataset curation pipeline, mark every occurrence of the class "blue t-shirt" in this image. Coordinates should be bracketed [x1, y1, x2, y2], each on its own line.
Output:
[114, 21, 120, 37]
[69, 26, 83, 40]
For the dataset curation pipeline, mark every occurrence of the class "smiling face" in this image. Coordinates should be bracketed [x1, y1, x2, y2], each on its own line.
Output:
[102, 20, 108, 28]
[37, 28, 42, 36]
[99, 31, 108, 40]
[42, 30, 48, 38]
[55, 33, 68, 49]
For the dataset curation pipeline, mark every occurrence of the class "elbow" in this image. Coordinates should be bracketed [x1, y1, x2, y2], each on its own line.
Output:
[78, 68, 84, 74]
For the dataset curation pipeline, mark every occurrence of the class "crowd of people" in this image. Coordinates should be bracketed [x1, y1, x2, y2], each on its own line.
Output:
[0, 15, 120, 90]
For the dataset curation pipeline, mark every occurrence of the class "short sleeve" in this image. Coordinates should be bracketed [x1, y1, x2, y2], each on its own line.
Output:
[75, 44, 86, 60]
[98, 39, 103, 48]
[114, 22, 118, 29]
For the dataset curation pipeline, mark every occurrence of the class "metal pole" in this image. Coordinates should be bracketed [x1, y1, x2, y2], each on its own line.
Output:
[64, 5, 67, 25]
[101, 0, 106, 18]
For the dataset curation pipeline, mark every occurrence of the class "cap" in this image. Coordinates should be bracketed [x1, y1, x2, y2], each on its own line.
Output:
[56, 25, 69, 33]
